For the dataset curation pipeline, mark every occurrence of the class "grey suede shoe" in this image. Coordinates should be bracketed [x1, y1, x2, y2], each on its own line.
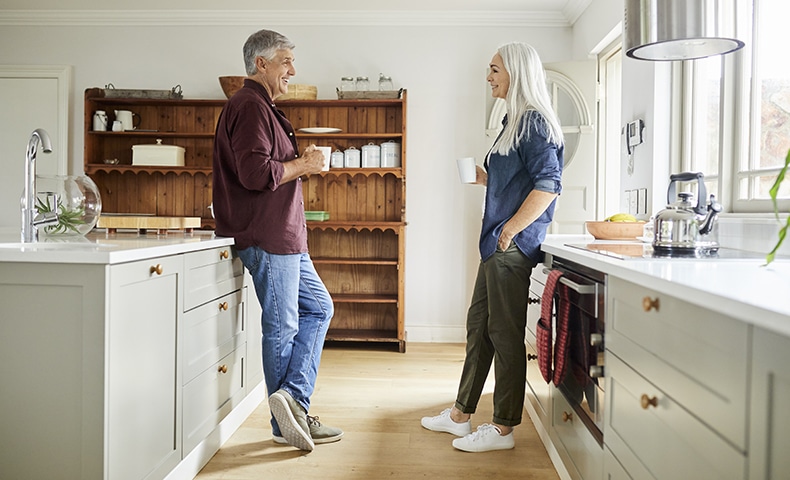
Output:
[268, 389, 314, 451]
[273, 415, 344, 445]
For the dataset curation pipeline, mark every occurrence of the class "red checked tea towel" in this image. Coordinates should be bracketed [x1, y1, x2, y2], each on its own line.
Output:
[536, 269, 571, 385]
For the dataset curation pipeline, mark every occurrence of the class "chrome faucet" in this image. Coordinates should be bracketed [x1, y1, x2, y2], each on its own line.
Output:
[21, 128, 58, 242]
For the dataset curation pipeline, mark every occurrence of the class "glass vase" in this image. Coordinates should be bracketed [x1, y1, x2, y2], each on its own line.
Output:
[34, 175, 102, 236]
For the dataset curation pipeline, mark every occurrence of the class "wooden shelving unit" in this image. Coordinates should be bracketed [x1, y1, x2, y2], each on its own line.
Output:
[84, 88, 407, 352]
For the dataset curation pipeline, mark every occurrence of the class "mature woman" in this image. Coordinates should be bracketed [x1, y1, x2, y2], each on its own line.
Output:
[422, 42, 564, 453]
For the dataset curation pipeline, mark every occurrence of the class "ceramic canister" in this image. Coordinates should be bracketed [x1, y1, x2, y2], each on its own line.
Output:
[330, 150, 345, 168]
[380, 141, 401, 167]
[361, 143, 381, 168]
[344, 146, 361, 168]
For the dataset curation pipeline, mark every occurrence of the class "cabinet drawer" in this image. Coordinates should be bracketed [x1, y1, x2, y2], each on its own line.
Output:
[526, 330, 551, 424]
[606, 354, 745, 480]
[184, 246, 243, 311]
[551, 387, 603, 480]
[183, 289, 246, 382]
[607, 277, 748, 449]
[183, 347, 246, 454]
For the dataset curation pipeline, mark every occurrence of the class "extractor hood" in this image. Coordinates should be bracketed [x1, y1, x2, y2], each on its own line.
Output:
[624, 0, 744, 61]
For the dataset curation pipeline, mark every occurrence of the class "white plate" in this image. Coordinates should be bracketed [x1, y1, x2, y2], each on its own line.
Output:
[299, 127, 342, 134]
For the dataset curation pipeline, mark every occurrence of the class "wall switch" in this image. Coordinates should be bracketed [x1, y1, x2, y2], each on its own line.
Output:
[638, 188, 648, 215]
[626, 190, 637, 215]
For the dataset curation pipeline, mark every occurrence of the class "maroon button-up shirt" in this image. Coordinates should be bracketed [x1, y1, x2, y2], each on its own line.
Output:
[212, 79, 307, 253]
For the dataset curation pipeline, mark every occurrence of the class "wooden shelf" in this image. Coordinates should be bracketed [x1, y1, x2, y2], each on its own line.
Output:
[85, 164, 212, 175]
[307, 221, 404, 232]
[330, 294, 398, 304]
[312, 258, 398, 266]
[325, 329, 400, 342]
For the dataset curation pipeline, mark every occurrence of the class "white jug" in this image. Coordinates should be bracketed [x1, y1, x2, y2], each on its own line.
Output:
[114, 110, 139, 131]
[93, 110, 108, 131]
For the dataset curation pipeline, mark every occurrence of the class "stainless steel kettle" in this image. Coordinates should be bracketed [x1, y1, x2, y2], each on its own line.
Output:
[653, 172, 722, 255]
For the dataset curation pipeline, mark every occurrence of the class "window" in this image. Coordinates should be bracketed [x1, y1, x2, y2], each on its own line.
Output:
[683, 0, 790, 213]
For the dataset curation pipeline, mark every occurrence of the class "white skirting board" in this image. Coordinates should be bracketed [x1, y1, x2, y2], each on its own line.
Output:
[164, 381, 267, 480]
[524, 396, 572, 480]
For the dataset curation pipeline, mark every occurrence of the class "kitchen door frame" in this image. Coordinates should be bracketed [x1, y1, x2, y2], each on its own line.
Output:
[0, 65, 70, 230]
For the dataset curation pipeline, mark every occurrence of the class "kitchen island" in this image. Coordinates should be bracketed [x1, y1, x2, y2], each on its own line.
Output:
[528, 234, 790, 480]
[0, 231, 264, 480]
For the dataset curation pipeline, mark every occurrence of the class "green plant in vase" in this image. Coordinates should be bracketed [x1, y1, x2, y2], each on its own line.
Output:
[766, 148, 790, 265]
[35, 195, 87, 235]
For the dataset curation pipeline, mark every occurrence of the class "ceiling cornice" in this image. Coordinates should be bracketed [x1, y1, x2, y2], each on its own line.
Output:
[0, 9, 575, 27]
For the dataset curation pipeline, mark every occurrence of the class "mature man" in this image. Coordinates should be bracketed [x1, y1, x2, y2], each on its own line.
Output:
[212, 28, 342, 452]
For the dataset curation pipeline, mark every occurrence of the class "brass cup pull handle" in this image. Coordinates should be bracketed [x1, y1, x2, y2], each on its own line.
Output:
[220, 250, 229, 260]
[562, 411, 572, 422]
[150, 264, 163, 275]
[640, 394, 658, 409]
[218, 364, 228, 374]
[219, 302, 229, 311]
[527, 353, 538, 361]
[642, 296, 660, 312]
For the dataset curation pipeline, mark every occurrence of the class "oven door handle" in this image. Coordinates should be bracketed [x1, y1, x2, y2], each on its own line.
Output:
[543, 268, 597, 295]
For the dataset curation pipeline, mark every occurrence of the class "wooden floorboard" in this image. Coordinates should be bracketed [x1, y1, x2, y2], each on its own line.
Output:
[195, 343, 560, 480]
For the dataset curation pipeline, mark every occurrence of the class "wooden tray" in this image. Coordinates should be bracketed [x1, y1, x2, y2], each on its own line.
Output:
[98, 215, 201, 234]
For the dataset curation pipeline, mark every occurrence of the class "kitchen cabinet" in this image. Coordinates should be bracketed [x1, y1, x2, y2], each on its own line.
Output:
[0, 240, 262, 480]
[182, 246, 247, 454]
[605, 276, 748, 480]
[107, 255, 183, 480]
[84, 89, 408, 351]
[749, 327, 790, 479]
[277, 94, 408, 351]
[83, 88, 221, 228]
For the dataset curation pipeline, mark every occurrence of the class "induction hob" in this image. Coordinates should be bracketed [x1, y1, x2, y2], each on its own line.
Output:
[566, 242, 770, 261]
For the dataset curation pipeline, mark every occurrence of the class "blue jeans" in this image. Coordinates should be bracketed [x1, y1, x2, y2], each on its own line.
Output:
[237, 247, 333, 436]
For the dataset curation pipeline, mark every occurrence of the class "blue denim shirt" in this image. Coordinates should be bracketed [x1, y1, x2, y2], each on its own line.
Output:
[480, 111, 564, 263]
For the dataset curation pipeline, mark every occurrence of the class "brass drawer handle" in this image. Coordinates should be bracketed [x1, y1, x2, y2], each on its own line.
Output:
[642, 296, 660, 312]
[527, 353, 537, 361]
[150, 264, 163, 275]
[218, 364, 228, 374]
[220, 250, 229, 260]
[219, 302, 229, 311]
[640, 394, 658, 409]
[562, 411, 573, 422]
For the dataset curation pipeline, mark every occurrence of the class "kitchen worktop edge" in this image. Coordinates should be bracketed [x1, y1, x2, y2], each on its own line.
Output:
[542, 234, 790, 338]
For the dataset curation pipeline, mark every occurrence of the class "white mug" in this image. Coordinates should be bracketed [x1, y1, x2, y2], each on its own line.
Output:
[111, 120, 123, 132]
[457, 157, 477, 183]
[315, 146, 331, 171]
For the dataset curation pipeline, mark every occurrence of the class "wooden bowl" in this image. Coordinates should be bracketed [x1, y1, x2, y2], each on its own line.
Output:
[585, 221, 646, 240]
[218, 76, 246, 98]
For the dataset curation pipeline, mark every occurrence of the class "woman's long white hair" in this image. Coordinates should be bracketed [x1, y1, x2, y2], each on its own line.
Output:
[492, 42, 564, 155]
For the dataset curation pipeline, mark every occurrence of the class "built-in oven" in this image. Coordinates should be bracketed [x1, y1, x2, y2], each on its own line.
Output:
[544, 254, 606, 446]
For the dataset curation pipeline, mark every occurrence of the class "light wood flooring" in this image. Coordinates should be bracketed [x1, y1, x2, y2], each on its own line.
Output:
[195, 343, 560, 480]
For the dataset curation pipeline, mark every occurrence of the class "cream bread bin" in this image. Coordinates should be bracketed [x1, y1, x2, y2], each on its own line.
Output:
[132, 139, 185, 166]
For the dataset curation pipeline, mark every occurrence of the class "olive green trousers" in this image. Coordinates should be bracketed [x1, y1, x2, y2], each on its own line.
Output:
[454, 242, 537, 427]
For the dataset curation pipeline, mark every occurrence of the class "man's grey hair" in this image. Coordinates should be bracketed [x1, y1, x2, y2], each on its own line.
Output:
[243, 29, 295, 76]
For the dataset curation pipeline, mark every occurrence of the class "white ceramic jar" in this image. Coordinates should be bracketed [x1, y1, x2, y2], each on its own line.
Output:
[361, 143, 381, 168]
[330, 150, 345, 168]
[93, 110, 108, 132]
[344, 146, 361, 168]
[380, 141, 401, 168]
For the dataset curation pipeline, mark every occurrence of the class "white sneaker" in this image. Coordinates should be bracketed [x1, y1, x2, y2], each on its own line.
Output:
[420, 408, 472, 437]
[452, 424, 515, 452]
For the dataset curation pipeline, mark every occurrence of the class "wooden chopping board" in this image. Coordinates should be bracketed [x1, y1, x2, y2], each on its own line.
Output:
[98, 215, 201, 233]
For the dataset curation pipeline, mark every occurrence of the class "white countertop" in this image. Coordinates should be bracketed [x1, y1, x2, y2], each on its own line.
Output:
[542, 234, 790, 338]
[0, 229, 234, 264]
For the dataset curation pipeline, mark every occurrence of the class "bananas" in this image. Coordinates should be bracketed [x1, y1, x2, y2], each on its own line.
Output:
[605, 213, 637, 222]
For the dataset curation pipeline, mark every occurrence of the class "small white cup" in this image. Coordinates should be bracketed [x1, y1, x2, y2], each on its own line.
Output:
[315, 146, 332, 171]
[111, 120, 123, 132]
[456, 157, 477, 183]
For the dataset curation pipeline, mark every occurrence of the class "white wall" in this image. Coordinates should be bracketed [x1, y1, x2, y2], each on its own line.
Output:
[0, 12, 577, 342]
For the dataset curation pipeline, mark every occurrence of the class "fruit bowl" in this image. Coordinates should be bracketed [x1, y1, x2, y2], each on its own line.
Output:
[585, 221, 646, 240]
